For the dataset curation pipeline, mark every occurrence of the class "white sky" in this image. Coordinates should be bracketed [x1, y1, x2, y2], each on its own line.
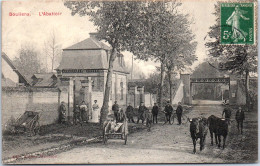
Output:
[2, 0, 216, 77]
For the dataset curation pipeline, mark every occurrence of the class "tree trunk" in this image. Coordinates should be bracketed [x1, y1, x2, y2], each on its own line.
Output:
[167, 70, 173, 104]
[158, 62, 166, 112]
[245, 70, 250, 111]
[100, 48, 117, 125]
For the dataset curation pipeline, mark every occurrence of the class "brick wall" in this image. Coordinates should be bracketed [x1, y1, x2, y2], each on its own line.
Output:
[2, 87, 60, 130]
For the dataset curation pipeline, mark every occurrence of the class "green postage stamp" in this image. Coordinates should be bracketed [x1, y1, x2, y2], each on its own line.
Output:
[221, 3, 254, 44]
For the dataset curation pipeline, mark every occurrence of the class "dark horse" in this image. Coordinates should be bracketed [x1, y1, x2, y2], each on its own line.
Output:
[208, 115, 229, 149]
[189, 117, 208, 154]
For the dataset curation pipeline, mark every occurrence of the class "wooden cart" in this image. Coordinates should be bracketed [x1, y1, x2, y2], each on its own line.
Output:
[12, 110, 41, 136]
[103, 118, 128, 145]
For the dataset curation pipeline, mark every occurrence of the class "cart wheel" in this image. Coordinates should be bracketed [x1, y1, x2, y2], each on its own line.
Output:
[124, 134, 127, 145]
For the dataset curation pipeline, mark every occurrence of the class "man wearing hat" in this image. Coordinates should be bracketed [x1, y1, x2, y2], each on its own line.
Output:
[164, 101, 173, 124]
[152, 103, 159, 124]
[235, 106, 245, 134]
[112, 101, 120, 123]
[126, 103, 135, 123]
[137, 102, 148, 124]
[222, 105, 232, 124]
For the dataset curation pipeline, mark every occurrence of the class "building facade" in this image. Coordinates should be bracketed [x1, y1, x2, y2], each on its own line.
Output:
[56, 34, 128, 122]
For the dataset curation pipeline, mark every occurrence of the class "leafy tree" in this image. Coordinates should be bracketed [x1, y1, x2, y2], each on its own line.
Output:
[128, 2, 196, 110]
[64, 1, 148, 124]
[205, 4, 257, 109]
[13, 44, 46, 77]
[164, 13, 197, 104]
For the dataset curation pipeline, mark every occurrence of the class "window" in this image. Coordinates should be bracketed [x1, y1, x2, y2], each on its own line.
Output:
[120, 82, 124, 100]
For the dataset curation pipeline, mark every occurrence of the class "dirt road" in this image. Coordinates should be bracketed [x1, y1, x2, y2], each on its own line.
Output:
[17, 101, 258, 164]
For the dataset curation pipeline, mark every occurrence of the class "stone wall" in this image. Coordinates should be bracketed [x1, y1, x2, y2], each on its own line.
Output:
[2, 87, 60, 130]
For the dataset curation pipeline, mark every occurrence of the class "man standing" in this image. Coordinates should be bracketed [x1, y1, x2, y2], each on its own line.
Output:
[112, 101, 120, 123]
[152, 103, 159, 124]
[164, 101, 173, 124]
[222, 105, 232, 124]
[73, 104, 81, 125]
[137, 102, 147, 124]
[126, 103, 135, 123]
[235, 106, 245, 134]
[176, 102, 183, 125]
[59, 101, 66, 124]
[80, 101, 88, 123]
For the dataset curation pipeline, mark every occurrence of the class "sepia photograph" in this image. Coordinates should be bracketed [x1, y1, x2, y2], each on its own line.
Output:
[1, 0, 258, 164]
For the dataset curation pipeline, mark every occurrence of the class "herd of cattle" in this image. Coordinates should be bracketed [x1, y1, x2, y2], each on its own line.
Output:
[188, 115, 229, 154]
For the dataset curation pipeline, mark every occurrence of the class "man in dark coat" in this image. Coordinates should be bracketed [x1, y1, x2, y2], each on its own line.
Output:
[59, 101, 66, 124]
[164, 101, 173, 124]
[73, 104, 81, 125]
[222, 105, 232, 124]
[112, 101, 120, 123]
[152, 103, 159, 124]
[137, 102, 148, 124]
[176, 102, 183, 125]
[235, 106, 245, 134]
[126, 103, 135, 123]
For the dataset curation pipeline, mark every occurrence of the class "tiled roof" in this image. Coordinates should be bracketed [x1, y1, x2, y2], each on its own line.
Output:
[57, 37, 128, 73]
[31, 73, 57, 87]
[64, 38, 111, 50]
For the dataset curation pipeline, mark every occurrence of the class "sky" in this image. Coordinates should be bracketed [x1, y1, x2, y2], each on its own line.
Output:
[2, 0, 216, 78]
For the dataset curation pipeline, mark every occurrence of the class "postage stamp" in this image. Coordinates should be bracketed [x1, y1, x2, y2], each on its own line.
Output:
[220, 3, 254, 44]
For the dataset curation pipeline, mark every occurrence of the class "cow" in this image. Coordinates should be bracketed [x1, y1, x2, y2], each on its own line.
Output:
[208, 115, 228, 149]
[189, 117, 208, 154]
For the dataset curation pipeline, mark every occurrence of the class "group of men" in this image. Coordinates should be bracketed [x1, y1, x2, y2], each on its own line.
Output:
[73, 101, 89, 125]
[111, 100, 184, 127]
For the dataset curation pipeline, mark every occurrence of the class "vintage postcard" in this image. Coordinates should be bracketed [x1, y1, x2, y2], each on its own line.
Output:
[1, 0, 258, 164]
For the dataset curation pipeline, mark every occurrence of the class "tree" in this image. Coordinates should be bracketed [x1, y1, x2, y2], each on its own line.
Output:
[128, 2, 195, 110]
[164, 13, 197, 103]
[205, 4, 257, 110]
[13, 43, 46, 77]
[44, 30, 62, 72]
[64, 1, 148, 124]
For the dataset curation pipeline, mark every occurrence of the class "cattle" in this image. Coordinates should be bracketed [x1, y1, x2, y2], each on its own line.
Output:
[189, 117, 208, 154]
[208, 115, 229, 149]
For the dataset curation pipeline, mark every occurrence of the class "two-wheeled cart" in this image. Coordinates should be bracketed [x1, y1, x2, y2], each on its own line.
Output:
[12, 110, 42, 136]
[103, 118, 128, 145]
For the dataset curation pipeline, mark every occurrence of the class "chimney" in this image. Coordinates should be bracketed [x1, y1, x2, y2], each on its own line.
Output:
[89, 32, 98, 39]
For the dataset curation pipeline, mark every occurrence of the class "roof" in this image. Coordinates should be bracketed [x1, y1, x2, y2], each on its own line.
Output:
[31, 73, 57, 87]
[1, 52, 31, 86]
[57, 37, 128, 73]
[64, 37, 111, 50]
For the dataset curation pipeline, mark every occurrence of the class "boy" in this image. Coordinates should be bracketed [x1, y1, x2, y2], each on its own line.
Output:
[145, 109, 153, 131]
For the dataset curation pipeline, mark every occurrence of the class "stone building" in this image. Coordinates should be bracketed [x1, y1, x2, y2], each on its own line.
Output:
[56, 34, 129, 122]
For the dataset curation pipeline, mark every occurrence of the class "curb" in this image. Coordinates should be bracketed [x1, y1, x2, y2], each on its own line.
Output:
[3, 136, 102, 164]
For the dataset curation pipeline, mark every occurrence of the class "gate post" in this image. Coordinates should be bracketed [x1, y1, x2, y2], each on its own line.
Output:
[229, 76, 237, 105]
[180, 74, 192, 105]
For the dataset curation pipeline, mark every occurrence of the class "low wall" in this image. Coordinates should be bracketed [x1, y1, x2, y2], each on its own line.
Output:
[2, 87, 60, 130]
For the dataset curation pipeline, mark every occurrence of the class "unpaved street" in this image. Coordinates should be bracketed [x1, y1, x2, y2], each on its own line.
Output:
[18, 101, 258, 164]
